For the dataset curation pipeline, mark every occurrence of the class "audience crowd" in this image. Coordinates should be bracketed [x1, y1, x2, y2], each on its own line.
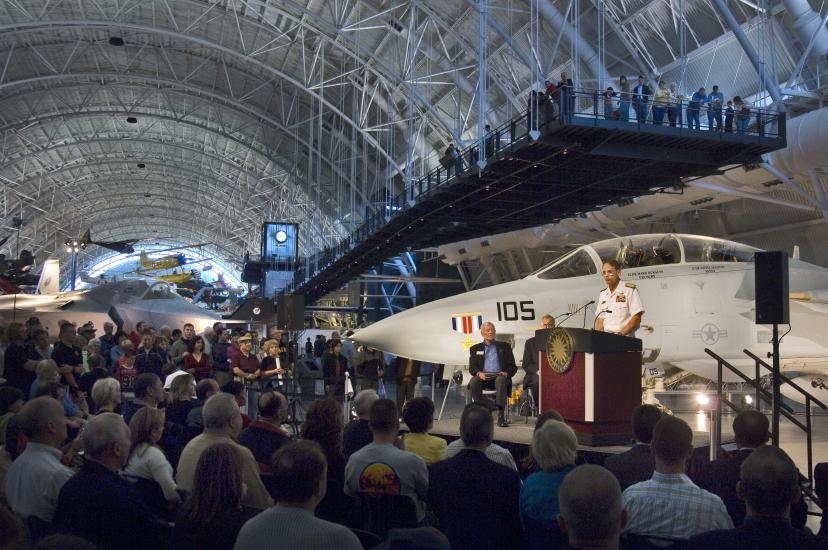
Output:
[0, 317, 824, 549]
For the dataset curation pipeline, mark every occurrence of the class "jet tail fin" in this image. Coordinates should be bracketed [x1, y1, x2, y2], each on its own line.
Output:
[36, 259, 61, 294]
[81, 228, 91, 245]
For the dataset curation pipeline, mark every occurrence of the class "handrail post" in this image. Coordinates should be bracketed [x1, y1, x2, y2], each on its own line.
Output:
[713, 359, 723, 461]
[806, 396, 813, 485]
[755, 359, 761, 412]
[593, 90, 599, 120]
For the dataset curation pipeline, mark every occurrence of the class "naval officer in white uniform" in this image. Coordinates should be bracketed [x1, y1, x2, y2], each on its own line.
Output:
[595, 259, 644, 336]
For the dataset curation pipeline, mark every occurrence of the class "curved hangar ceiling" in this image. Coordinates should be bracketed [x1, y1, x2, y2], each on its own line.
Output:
[0, 0, 802, 282]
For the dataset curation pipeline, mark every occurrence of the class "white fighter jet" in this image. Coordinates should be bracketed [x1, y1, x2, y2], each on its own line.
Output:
[353, 233, 828, 403]
[0, 259, 221, 333]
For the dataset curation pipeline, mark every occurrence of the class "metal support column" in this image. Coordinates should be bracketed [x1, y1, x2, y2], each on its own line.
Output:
[477, 0, 488, 172]
[710, 0, 783, 103]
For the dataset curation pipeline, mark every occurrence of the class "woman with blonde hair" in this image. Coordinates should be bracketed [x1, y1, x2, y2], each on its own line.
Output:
[124, 407, 180, 507]
[90, 377, 122, 414]
[259, 339, 286, 390]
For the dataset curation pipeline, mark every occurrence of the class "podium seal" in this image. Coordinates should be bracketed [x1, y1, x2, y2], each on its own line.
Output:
[546, 327, 575, 374]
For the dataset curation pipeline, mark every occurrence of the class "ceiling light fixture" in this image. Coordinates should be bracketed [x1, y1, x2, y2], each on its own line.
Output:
[109, 37, 125, 46]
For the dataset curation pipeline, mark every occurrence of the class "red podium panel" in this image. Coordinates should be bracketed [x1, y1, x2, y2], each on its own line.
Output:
[539, 348, 641, 446]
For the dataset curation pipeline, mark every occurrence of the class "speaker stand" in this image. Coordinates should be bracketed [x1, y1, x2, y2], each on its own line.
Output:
[770, 323, 781, 446]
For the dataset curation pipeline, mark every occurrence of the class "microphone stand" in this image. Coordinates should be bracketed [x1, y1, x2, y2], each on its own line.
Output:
[556, 301, 595, 328]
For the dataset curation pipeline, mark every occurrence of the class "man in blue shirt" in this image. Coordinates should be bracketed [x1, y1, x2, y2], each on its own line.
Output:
[707, 85, 724, 131]
[468, 322, 517, 427]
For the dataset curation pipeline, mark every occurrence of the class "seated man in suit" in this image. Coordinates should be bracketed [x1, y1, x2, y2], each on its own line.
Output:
[521, 315, 555, 410]
[468, 322, 516, 427]
[604, 404, 661, 490]
[689, 445, 824, 549]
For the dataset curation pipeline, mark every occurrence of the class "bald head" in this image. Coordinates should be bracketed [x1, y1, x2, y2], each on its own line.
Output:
[258, 390, 287, 422]
[739, 445, 800, 517]
[558, 465, 625, 547]
[15, 397, 67, 446]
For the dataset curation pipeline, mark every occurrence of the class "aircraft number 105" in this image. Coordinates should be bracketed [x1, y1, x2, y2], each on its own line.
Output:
[496, 300, 536, 321]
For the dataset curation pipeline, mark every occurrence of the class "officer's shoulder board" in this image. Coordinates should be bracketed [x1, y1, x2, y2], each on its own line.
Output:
[625, 282, 637, 289]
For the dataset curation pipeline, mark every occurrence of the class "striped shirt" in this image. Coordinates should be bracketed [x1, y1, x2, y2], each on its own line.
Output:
[623, 472, 733, 542]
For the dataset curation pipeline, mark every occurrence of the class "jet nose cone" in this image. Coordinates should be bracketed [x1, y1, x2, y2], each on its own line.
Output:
[352, 319, 399, 353]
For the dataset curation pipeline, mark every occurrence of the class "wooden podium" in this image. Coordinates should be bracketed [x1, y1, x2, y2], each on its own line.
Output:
[537, 328, 642, 446]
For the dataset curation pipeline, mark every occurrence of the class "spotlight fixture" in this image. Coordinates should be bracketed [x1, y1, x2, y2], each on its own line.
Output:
[126, 116, 138, 124]
[64, 239, 85, 253]
[109, 37, 125, 46]
[136, 163, 146, 168]
[696, 393, 710, 406]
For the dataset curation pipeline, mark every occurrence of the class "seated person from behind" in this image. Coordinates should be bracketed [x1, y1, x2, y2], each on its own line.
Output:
[693, 408, 807, 528]
[176, 393, 272, 510]
[52, 413, 171, 550]
[558, 465, 628, 550]
[238, 390, 291, 473]
[124, 407, 181, 506]
[175, 443, 258, 550]
[5, 397, 75, 526]
[185, 378, 220, 437]
[689, 445, 825, 549]
[234, 441, 362, 550]
[468, 322, 516, 427]
[519, 420, 578, 549]
[344, 399, 429, 523]
[343, 389, 379, 460]
[623, 416, 732, 542]
[401, 397, 446, 466]
[603, 404, 661, 490]
[428, 403, 523, 550]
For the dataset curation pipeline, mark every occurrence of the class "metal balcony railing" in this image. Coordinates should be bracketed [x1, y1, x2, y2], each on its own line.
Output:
[288, 87, 786, 295]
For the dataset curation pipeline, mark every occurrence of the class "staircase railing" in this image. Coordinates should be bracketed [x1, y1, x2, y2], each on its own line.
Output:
[704, 347, 826, 515]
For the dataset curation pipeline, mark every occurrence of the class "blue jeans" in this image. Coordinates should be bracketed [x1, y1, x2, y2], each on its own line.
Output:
[737, 118, 749, 134]
[652, 106, 666, 125]
[707, 108, 722, 130]
[688, 109, 700, 130]
[634, 101, 648, 123]
[619, 101, 630, 122]
[604, 104, 614, 120]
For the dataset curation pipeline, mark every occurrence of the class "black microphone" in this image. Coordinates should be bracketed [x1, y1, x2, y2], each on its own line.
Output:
[593, 309, 612, 331]
[557, 300, 595, 327]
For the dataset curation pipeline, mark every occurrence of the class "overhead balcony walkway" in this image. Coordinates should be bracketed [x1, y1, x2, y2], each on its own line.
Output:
[291, 88, 787, 302]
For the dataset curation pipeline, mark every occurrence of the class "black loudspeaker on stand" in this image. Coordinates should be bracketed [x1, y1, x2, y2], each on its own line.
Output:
[277, 294, 305, 331]
[754, 251, 789, 325]
[754, 251, 788, 447]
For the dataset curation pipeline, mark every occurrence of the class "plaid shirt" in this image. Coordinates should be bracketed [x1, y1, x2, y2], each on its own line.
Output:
[623, 472, 733, 541]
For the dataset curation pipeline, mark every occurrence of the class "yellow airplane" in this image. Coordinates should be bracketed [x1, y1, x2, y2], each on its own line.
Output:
[157, 273, 194, 284]
[139, 251, 187, 270]
[135, 243, 211, 271]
